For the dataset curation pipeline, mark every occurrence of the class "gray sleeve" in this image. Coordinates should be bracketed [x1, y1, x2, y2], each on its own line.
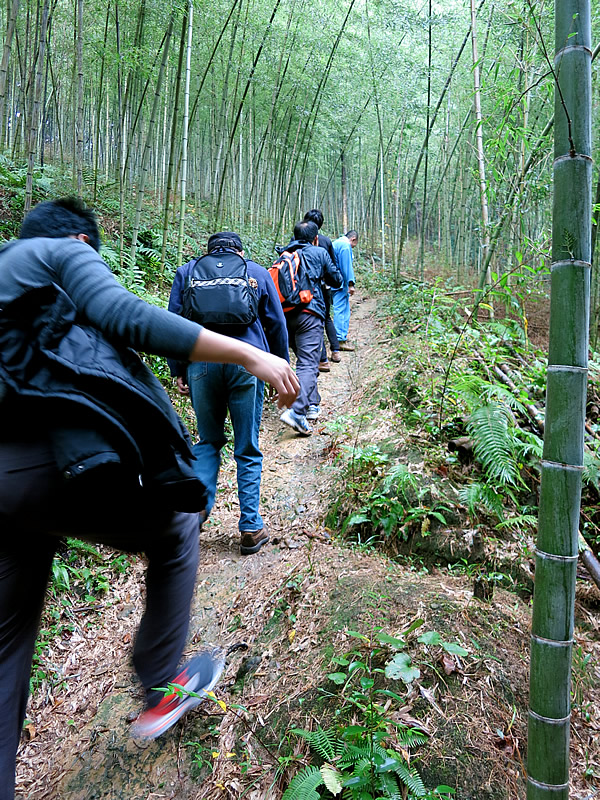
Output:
[57, 240, 201, 360]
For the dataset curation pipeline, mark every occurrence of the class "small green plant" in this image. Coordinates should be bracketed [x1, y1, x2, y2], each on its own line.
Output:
[343, 464, 450, 545]
[283, 624, 458, 799]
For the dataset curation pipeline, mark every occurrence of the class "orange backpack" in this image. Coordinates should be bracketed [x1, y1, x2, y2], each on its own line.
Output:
[268, 250, 313, 313]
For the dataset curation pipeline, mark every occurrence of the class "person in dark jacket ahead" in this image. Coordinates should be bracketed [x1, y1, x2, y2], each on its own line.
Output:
[168, 232, 289, 556]
[0, 198, 299, 800]
[278, 219, 342, 436]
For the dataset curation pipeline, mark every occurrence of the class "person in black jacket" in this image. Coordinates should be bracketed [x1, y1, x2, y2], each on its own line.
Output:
[278, 220, 342, 436]
[303, 209, 341, 371]
[0, 198, 299, 800]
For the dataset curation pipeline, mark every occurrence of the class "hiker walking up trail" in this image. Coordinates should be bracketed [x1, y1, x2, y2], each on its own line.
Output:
[302, 209, 341, 372]
[271, 220, 342, 436]
[168, 231, 289, 556]
[0, 199, 299, 800]
[331, 230, 358, 349]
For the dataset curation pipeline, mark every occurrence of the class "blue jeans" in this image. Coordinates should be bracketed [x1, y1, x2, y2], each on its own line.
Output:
[331, 286, 351, 341]
[187, 362, 264, 532]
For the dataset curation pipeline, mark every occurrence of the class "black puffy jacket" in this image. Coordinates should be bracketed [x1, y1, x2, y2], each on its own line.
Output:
[0, 284, 206, 512]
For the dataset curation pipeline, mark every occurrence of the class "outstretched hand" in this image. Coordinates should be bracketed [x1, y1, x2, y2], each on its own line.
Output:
[245, 350, 299, 409]
[190, 328, 299, 409]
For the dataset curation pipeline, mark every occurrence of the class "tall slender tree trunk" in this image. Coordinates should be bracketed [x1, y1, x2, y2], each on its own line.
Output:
[160, 8, 188, 274]
[470, 0, 490, 286]
[176, 0, 193, 268]
[130, 11, 174, 265]
[75, 0, 83, 193]
[24, 0, 49, 211]
[0, 0, 21, 146]
[526, 1, 592, 797]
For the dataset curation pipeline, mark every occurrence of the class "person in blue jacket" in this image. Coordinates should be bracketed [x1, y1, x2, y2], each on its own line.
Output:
[331, 230, 359, 349]
[0, 201, 299, 800]
[168, 232, 289, 555]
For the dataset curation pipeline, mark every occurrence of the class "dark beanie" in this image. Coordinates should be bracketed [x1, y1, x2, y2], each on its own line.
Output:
[207, 231, 243, 253]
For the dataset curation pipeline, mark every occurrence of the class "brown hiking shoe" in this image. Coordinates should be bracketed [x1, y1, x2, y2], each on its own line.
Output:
[330, 351, 341, 362]
[319, 360, 331, 372]
[240, 528, 269, 555]
[338, 341, 355, 351]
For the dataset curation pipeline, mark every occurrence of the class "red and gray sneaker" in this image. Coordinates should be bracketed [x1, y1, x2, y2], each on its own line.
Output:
[132, 647, 226, 739]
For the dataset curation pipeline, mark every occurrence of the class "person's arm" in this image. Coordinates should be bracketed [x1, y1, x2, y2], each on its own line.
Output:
[336, 244, 352, 287]
[58, 240, 299, 407]
[260, 271, 290, 361]
[167, 266, 188, 379]
[347, 248, 356, 288]
[190, 328, 299, 408]
[323, 251, 343, 289]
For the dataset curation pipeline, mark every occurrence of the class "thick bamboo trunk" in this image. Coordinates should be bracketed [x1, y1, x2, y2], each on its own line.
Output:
[527, 0, 592, 797]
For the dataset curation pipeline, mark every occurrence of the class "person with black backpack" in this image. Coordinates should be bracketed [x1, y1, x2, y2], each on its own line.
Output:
[168, 232, 289, 555]
[271, 220, 343, 436]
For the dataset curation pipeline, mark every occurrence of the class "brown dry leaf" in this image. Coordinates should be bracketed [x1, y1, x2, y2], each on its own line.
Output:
[123, 633, 131, 644]
[492, 733, 519, 757]
[23, 724, 36, 741]
[442, 652, 458, 675]
[243, 695, 269, 707]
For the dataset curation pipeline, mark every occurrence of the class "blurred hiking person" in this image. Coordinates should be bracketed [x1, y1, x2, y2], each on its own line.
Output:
[270, 220, 342, 436]
[331, 230, 358, 349]
[168, 231, 289, 556]
[302, 209, 341, 371]
[0, 198, 298, 800]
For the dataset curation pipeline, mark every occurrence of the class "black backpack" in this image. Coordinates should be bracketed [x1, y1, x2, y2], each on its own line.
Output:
[181, 249, 258, 330]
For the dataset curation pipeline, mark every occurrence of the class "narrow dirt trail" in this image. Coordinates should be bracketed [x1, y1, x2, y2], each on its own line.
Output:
[17, 294, 384, 800]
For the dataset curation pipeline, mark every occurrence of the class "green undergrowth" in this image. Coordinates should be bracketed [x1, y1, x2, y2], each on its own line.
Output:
[31, 540, 133, 695]
[327, 262, 600, 596]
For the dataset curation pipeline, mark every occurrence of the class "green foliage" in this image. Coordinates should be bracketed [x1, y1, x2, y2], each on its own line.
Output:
[285, 726, 432, 800]
[343, 462, 450, 547]
[467, 403, 520, 486]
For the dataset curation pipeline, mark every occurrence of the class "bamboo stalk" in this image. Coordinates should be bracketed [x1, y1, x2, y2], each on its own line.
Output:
[527, 0, 592, 795]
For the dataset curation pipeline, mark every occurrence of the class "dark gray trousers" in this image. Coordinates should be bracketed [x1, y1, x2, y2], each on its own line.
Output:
[320, 288, 340, 361]
[286, 311, 324, 416]
[0, 440, 199, 800]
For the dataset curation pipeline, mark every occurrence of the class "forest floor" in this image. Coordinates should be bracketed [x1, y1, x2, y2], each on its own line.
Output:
[15, 292, 600, 800]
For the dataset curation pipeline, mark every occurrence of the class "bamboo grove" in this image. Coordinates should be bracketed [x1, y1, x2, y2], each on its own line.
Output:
[1, 0, 599, 283]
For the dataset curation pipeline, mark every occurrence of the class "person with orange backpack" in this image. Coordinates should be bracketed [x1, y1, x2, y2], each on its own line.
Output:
[271, 220, 342, 435]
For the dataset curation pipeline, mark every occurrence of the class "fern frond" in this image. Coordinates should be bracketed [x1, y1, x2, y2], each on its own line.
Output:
[468, 403, 520, 486]
[515, 430, 543, 460]
[458, 481, 506, 521]
[281, 765, 324, 800]
[377, 771, 403, 799]
[338, 743, 384, 770]
[391, 759, 427, 797]
[292, 727, 338, 762]
[394, 727, 428, 749]
[583, 449, 600, 491]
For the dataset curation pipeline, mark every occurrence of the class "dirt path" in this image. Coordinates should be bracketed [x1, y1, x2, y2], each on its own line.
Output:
[16, 295, 384, 800]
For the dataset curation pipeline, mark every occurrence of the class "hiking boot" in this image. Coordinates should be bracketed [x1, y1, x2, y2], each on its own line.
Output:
[319, 360, 331, 372]
[306, 405, 320, 420]
[132, 648, 225, 739]
[338, 341, 355, 351]
[280, 408, 312, 436]
[330, 351, 341, 363]
[240, 527, 270, 555]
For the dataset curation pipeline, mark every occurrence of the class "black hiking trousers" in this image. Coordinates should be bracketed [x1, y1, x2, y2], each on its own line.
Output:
[0, 439, 200, 800]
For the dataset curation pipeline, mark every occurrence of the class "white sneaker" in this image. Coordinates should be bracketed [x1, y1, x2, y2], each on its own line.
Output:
[280, 408, 312, 436]
[306, 405, 320, 420]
